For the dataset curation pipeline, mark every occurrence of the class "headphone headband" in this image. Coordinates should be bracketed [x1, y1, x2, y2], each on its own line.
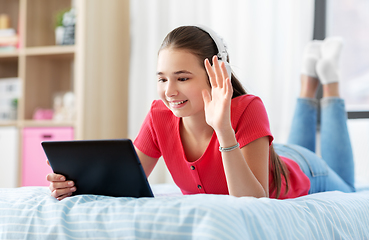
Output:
[194, 25, 232, 77]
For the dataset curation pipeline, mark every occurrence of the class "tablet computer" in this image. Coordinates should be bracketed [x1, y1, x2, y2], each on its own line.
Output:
[41, 139, 154, 198]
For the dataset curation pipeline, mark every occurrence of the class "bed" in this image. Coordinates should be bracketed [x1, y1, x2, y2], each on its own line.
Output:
[1, 184, 369, 240]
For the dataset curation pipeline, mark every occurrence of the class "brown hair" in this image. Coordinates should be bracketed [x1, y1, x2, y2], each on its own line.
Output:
[160, 26, 289, 198]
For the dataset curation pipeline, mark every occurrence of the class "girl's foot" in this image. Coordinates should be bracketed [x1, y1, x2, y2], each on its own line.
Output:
[301, 40, 323, 79]
[300, 37, 343, 98]
[316, 37, 343, 85]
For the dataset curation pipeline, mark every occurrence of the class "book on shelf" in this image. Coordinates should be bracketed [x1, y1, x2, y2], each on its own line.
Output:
[0, 28, 18, 52]
[0, 28, 16, 37]
[0, 14, 19, 52]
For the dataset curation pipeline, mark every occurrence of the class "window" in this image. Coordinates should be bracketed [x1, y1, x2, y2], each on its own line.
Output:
[326, 0, 369, 112]
[316, 0, 369, 186]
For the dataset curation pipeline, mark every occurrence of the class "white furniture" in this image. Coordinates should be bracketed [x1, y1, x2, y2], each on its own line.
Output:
[0, 127, 18, 188]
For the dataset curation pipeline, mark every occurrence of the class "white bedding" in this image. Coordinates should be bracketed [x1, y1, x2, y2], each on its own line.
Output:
[1, 186, 369, 239]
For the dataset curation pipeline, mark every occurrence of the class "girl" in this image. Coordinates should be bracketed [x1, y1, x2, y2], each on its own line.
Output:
[47, 26, 355, 200]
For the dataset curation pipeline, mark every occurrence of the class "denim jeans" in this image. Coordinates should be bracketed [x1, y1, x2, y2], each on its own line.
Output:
[274, 97, 355, 194]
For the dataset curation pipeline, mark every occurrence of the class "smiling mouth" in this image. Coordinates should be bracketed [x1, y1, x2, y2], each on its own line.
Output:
[169, 100, 188, 108]
[171, 100, 187, 105]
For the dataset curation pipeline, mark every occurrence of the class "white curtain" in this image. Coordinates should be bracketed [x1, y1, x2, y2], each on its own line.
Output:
[128, 0, 315, 184]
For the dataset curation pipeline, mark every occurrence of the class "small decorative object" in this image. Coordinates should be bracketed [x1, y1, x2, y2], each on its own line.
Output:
[55, 26, 64, 45]
[0, 14, 10, 29]
[53, 91, 75, 121]
[0, 78, 20, 120]
[55, 9, 67, 45]
[32, 108, 54, 120]
[62, 8, 76, 45]
[54, 8, 76, 45]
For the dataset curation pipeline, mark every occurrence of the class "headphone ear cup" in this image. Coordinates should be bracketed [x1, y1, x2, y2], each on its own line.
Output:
[194, 25, 232, 78]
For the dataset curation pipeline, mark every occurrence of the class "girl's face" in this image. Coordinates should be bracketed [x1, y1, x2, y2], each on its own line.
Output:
[157, 48, 210, 118]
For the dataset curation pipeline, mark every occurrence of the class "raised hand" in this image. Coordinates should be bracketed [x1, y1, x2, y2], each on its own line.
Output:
[202, 55, 233, 133]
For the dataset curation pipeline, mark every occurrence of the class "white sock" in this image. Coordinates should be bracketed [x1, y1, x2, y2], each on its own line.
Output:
[316, 37, 343, 84]
[301, 40, 322, 78]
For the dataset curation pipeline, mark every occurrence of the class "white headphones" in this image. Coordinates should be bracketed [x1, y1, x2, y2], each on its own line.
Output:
[195, 25, 232, 78]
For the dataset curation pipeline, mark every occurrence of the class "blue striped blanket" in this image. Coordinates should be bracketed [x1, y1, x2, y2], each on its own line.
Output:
[0, 187, 369, 239]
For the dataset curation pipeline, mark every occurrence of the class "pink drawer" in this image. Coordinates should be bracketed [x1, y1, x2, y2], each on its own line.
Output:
[22, 127, 74, 186]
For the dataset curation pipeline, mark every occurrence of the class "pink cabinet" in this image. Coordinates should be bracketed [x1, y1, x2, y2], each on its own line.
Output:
[22, 127, 74, 186]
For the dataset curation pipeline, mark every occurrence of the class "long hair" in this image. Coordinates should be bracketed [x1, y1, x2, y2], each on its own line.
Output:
[160, 26, 289, 198]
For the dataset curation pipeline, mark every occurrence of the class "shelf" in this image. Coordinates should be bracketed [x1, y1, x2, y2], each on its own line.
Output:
[0, 51, 20, 59]
[0, 120, 74, 128]
[24, 45, 75, 57]
[0, 45, 75, 59]
[24, 54, 74, 120]
[20, 120, 75, 128]
[0, 121, 18, 127]
[0, 0, 130, 188]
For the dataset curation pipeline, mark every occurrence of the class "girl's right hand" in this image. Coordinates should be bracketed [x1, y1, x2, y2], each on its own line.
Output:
[46, 160, 76, 200]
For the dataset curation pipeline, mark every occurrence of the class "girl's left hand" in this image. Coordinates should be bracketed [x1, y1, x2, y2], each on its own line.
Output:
[202, 55, 233, 133]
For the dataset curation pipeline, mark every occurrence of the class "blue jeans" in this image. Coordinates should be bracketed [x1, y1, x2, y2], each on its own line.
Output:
[274, 97, 355, 194]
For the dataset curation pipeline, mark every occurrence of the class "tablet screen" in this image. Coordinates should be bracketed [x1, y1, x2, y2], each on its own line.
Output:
[42, 139, 154, 198]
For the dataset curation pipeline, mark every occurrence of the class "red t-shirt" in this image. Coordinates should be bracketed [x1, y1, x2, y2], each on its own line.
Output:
[134, 94, 310, 199]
